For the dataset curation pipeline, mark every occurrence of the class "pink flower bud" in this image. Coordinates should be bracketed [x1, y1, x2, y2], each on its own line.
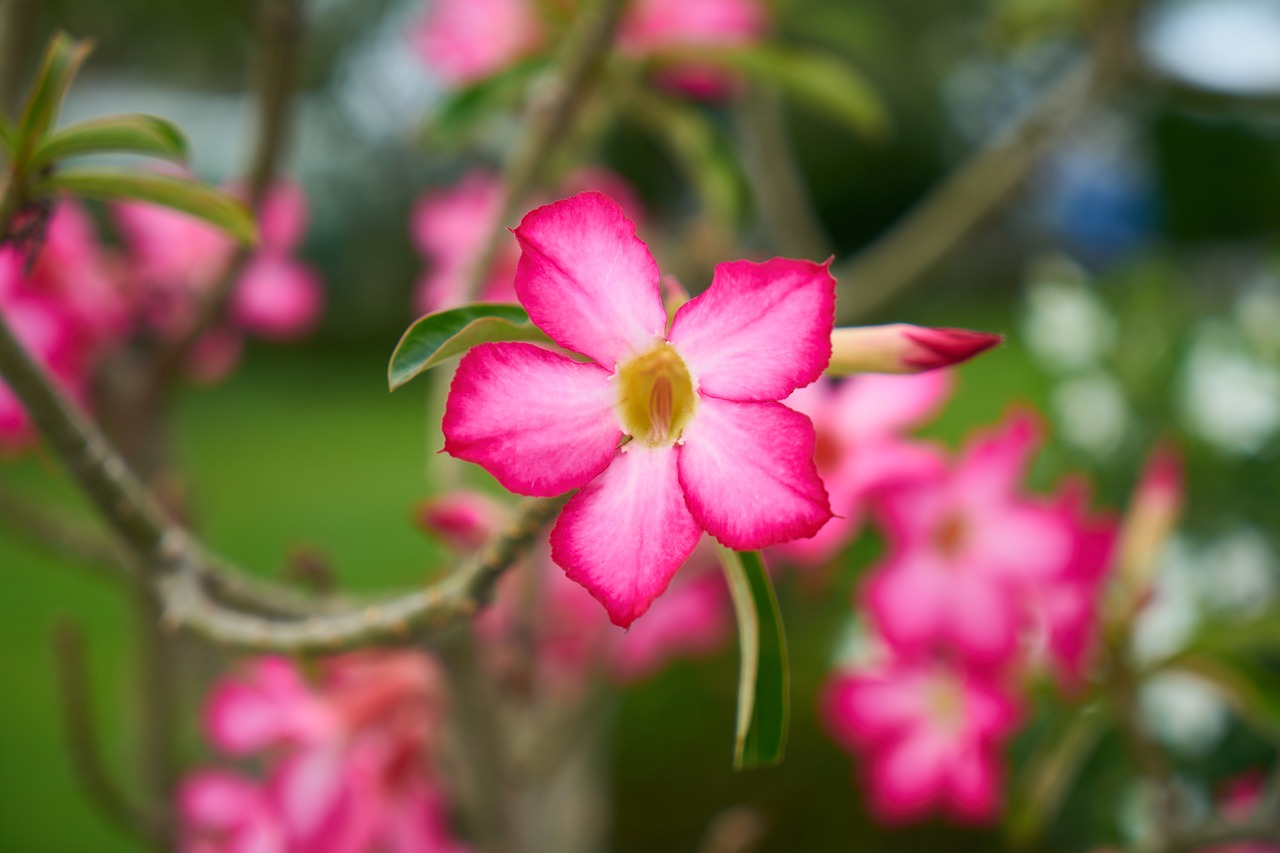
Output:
[414, 490, 509, 553]
[231, 254, 324, 340]
[829, 324, 1003, 375]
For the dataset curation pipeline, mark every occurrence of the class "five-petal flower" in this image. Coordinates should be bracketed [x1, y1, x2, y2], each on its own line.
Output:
[443, 191, 835, 626]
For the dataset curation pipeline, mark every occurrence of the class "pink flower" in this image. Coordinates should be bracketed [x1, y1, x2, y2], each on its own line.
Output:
[823, 654, 1021, 823]
[410, 169, 645, 315]
[863, 412, 1084, 667]
[115, 178, 323, 347]
[620, 0, 768, 97]
[229, 182, 324, 340]
[192, 651, 468, 853]
[478, 537, 731, 689]
[230, 254, 324, 340]
[442, 192, 834, 626]
[1209, 773, 1280, 853]
[410, 0, 543, 86]
[179, 772, 288, 853]
[414, 489, 510, 553]
[772, 372, 951, 568]
[411, 172, 517, 315]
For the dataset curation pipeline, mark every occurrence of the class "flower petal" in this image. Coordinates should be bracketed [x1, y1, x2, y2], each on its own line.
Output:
[550, 445, 702, 627]
[443, 342, 622, 496]
[831, 371, 953, 441]
[512, 192, 667, 366]
[677, 396, 831, 549]
[668, 257, 835, 401]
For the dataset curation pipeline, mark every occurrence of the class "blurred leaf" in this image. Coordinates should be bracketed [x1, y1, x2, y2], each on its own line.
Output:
[1174, 653, 1280, 739]
[650, 45, 891, 142]
[388, 304, 551, 390]
[1168, 612, 1280, 661]
[425, 55, 550, 147]
[0, 115, 12, 153]
[39, 168, 255, 244]
[627, 86, 745, 227]
[718, 548, 789, 769]
[31, 114, 189, 169]
[1007, 703, 1110, 843]
[16, 33, 93, 158]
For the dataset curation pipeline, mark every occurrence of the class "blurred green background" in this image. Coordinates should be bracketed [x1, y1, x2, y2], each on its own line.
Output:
[6, 0, 1280, 849]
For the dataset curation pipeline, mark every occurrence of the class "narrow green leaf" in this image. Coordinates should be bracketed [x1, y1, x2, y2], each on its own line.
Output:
[388, 304, 552, 390]
[717, 547, 789, 769]
[31, 114, 189, 169]
[1173, 653, 1280, 739]
[651, 45, 891, 142]
[0, 115, 13, 153]
[425, 55, 551, 146]
[1006, 703, 1110, 842]
[38, 168, 255, 244]
[17, 33, 93, 153]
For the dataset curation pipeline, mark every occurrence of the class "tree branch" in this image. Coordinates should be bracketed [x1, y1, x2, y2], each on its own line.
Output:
[52, 620, 170, 846]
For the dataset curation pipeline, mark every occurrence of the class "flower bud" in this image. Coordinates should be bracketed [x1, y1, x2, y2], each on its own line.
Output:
[828, 324, 1002, 375]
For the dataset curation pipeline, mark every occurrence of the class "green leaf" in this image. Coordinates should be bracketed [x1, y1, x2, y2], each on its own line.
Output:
[31, 114, 189, 169]
[38, 168, 255, 244]
[425, 55, 550, 146]
[717, 548, 789, 769]
[1166, 611, 1280, 662]
[388, 304, 552, 391]
[1006, 703, 1110, 842]
[16, 33, 93, 155]
[651, 45, 891, 142]
[1173, 653, 1280, 739]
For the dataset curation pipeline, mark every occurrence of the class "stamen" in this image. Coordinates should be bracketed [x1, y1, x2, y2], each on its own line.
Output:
[648, 375, 673, 444]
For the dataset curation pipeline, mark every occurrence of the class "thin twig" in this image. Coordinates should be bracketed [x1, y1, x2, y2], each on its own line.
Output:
[833, 56, 1107, 319]
[52, 620, 170, 846]
[733, 86, 831, 260]
[0, 486, 132, 578]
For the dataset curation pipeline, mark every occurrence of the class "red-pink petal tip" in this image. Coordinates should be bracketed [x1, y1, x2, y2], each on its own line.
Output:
[901, 327, 1004, 372]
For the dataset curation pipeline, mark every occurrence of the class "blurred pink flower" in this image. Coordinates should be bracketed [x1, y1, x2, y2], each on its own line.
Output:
[824, 654, 1020, 823]
[410, 168, 646, 315]
[114, 178, 324, 350]
[1210, 773, 1280, 853]
[773, 372, 951, 568]
[0, 246, 93, 453]
[180, 771, 288, 853]
[620, 0, 768, 97]
[410, 171, 517, 315]
[478, 538, 731, 690]
[410, 0, 543, 86]
[415, 489, 510, 553]
[190, 651, 469, 853]
[863, 412, 1090, 668]
[443, 192, 834, 626]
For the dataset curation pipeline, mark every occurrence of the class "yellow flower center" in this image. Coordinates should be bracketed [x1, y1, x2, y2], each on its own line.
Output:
[615, 343, 697, 447]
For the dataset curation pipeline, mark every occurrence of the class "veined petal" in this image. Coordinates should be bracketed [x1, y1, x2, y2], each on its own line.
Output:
[513, 192, 667, 366]
[668, 257, 835, 401]
[831, 371, 953, 441]
[550, 445, 702, 628]
[677, 396, 831, 549]
[443, 342, 622, 496]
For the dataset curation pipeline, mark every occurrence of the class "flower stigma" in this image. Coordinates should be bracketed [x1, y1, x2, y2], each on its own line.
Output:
[615, 343, 697, 447]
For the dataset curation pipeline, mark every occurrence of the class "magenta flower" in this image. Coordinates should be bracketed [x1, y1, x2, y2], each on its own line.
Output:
[410, 0, 543, 86]
[114, 178, 324, 357]
[863, 412, 1085, 667]
[477, 537, 731, 689]
[414, 489, 510, 554]
[192, 652, 469, 853]
[620, 0, 768, 97]
[823, 654, 1021, 823]
[410, 171, 518, 315]
[773, 372, 951, 568]
[179, 771, 288, 853]
[443, 192, 834, 626]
